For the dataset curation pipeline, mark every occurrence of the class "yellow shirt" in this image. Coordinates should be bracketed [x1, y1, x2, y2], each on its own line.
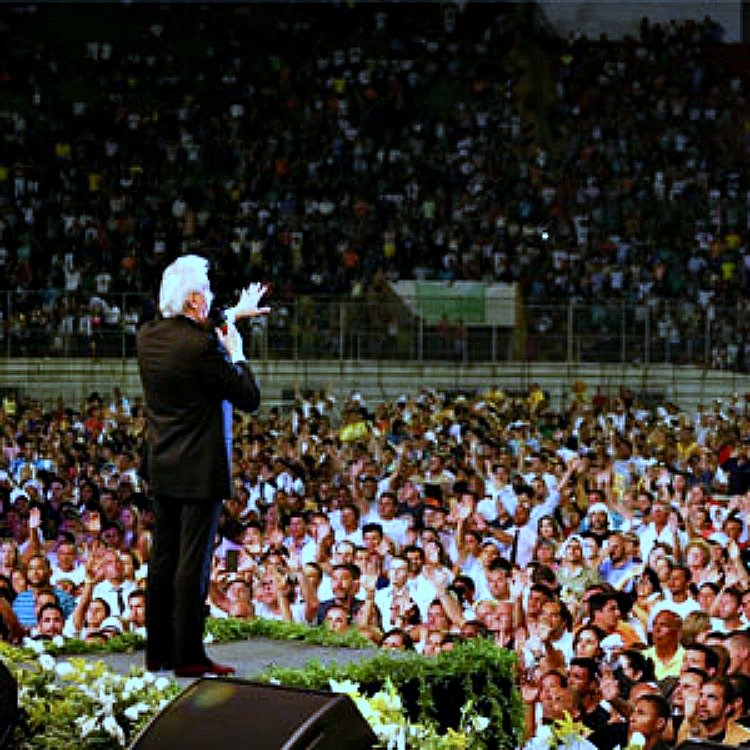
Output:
[644, 644, 684, 681]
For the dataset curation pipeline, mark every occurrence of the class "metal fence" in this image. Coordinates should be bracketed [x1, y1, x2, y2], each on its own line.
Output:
[0, 291, 747, 370]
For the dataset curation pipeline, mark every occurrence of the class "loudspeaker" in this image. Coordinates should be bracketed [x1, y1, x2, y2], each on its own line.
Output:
[129, 678, 377, 749]
[0, 659, 18, 748]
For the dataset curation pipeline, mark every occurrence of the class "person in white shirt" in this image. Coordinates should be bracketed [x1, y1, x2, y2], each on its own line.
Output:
[649, 565, 701, 625]
[282, 511, 318, 565]
[365, 492, 410, 550]
[401, 544, 440, 621]
[521, 453, 558, 494]
[374, 556, 423, 632]
[489, 496, 538, 569]
[50, 539, 86, 588]
[639, 500, 686, 562]
[246, 462, 276, 510]
[92, 552, 137, 618]
[332, 503, 364, 546]
[480, 464, 517, 519]
[710, 587, 745, 633]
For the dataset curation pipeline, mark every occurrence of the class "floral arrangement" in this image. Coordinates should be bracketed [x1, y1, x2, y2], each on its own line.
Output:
[1, 641, 180, 749]
[524, 713, 596, 750]
[1, 636, 522, 749]
[328, 678, 490, 750]
[259, 638, 523, 749]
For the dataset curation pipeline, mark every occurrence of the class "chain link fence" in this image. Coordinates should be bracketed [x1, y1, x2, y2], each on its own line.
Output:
[0, 291, 747, 371]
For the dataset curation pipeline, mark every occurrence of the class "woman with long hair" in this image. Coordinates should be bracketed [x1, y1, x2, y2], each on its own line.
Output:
[631, 567, 663, 629]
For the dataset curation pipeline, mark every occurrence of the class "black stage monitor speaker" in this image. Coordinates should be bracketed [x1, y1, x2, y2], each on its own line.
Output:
[0, 659, 18, 748]
[129, 677, 377, 750]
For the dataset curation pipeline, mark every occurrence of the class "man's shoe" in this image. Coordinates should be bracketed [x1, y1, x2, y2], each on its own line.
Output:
[173, 661, 236, 678]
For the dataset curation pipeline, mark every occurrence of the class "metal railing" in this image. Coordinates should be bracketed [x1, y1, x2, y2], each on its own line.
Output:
[0, 291, 747, 370]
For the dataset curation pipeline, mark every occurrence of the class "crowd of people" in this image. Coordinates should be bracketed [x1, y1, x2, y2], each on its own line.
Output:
[0, 381, 750, 745]
[1, 1, 750, 745]
[0, 5, 749, 367]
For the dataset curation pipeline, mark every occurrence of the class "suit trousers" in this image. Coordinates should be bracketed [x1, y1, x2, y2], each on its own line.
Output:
[147, 495, 221, 667]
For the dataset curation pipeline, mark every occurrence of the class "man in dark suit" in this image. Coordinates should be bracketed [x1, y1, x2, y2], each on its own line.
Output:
[137, 255, 268, 677]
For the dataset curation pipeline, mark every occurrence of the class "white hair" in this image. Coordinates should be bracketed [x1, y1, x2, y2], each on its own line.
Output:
[158, 255, 210, 318]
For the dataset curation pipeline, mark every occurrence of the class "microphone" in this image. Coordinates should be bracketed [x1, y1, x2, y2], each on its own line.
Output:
[208, 307, 230, 335]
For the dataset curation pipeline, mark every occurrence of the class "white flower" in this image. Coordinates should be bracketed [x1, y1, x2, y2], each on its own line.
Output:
[52, 635, 65, 648]
[353, 696, 376, 722]
[154, 676, 171, 692]
[537, 725, 555, 742]
[371, 721, 400, 743]
[142, 671, 156, 684]
[203, 633, 214, 644]
[328, 678, 360, 696]
[55, 661, 75, 678]
[123, 702, 150, 722]
[77, 716, 99, 738]
[102, 715, 126, 746]
[471, 715, 490, 733]
[124, 676, 145, 694]
[24, 638, 44, 654]
[38, 654, 55, 671]
[97, 691, 116, 714]
[629, 732, 647, 749]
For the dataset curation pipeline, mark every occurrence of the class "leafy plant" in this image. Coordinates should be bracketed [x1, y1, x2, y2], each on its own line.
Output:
[330, 677, 492, 749]
[1, 633, 523, 749]
[259, 638, 523, 750]
[10, 617, 372, 660]
[204, 616, 373, 649]
[0, 643, 180, 749]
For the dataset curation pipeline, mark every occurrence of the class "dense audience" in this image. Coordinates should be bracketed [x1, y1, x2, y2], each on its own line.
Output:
[1, 381, 750, 746]
[0, 5, 749, 366]
[1, 5, 749, 744]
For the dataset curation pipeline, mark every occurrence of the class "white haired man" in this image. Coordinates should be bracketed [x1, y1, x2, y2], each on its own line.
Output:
[137, 255, 268, 677]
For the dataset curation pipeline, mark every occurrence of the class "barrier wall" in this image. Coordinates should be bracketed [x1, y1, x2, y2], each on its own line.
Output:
[2, 358, 749, 413]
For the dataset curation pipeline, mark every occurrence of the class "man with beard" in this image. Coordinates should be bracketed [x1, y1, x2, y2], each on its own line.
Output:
[599, 533, 638, 589]
[680, 678, 750, 745]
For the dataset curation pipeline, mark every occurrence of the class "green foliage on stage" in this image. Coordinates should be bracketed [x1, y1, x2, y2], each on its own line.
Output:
[1, 625, 522, 749]
[4, 617, 372, 660]
[258, 638, 524, 750]
[204, 616, 374, 649]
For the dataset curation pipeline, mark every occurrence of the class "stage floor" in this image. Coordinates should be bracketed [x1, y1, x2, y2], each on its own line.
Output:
[96, 637, 377, 685]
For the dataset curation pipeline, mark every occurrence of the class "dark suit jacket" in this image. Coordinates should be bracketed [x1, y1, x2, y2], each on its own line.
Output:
[137, 315, 260, 501]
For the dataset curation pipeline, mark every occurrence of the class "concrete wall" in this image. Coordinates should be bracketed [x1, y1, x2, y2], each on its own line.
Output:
[1, 358, 749, 414]
[538, 1, 742, 42]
